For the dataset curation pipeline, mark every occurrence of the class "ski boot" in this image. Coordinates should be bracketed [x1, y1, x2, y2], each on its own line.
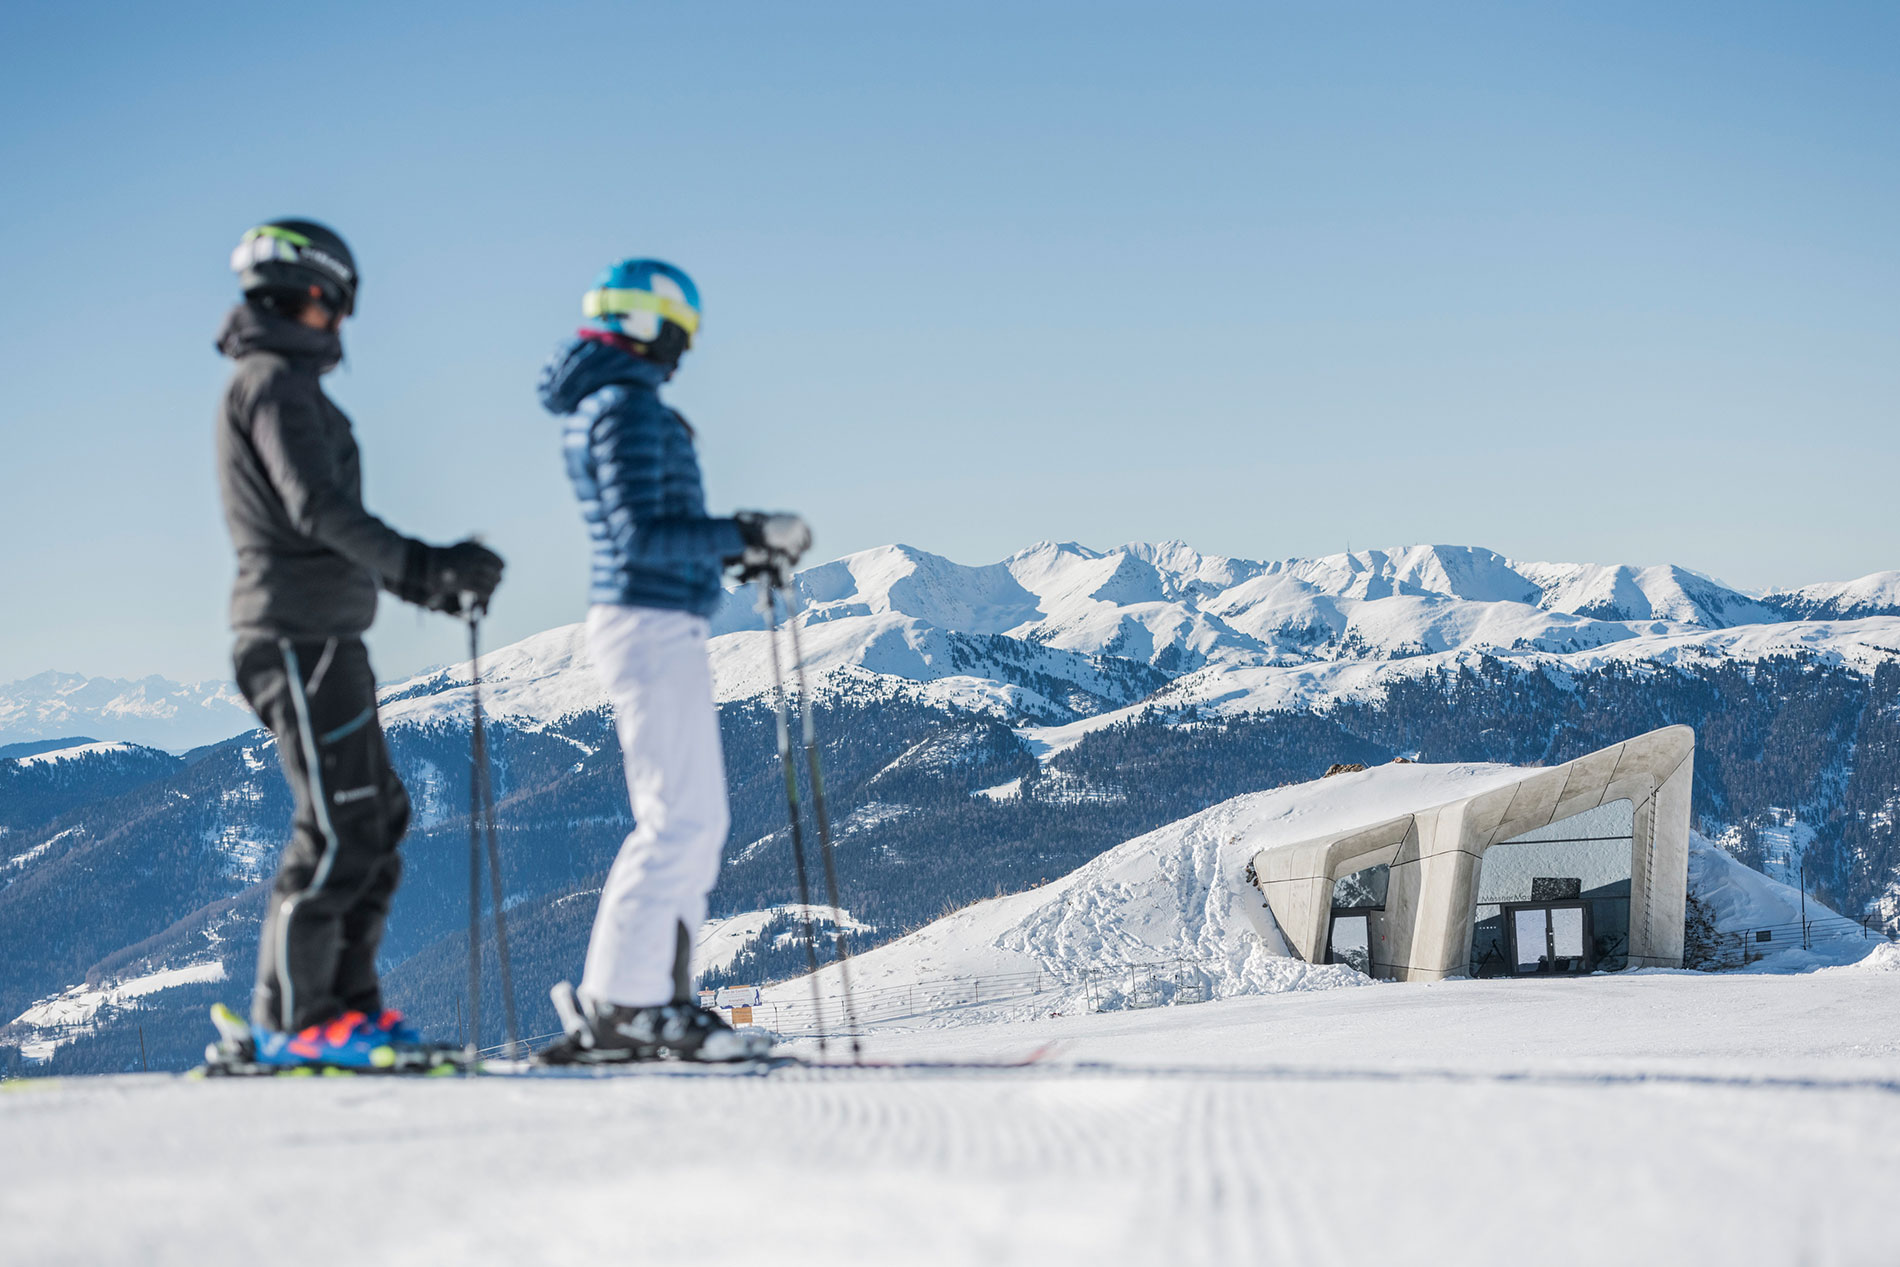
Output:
[536, 981, 774, 1065]
[203, 1001, 259, 1072]
[204, 1004, 447, 1074]
[372, 1009, 427, 1049]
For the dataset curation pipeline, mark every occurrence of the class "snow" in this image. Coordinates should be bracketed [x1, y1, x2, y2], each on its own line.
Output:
[1014, 702, 1148, 760]
[973, 777, 1023, 801]
[6, 826, 79, 871]
[1828, 941, 1900, 975]
[5, 739, 138, 767]
[5, 969, 1898, 1266]
[1690, 834, 1845, 935]
[1776, 570, 1900, 617]
[1146, 615, 1900, 719]
[5, 763, 1896, 1264]
[696, 905, 873, 977]
[9, 962, 229, 1061]
[765, 763, 1531, 1029]
[1685, 836, 1884, 972]
[376, 623, 604, 730]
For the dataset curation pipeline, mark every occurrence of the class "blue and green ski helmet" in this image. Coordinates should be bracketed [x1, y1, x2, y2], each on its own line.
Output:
[581, 259, 700, 364]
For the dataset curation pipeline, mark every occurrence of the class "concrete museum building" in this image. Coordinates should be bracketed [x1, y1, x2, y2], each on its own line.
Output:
[1251, 725, 1695, 980]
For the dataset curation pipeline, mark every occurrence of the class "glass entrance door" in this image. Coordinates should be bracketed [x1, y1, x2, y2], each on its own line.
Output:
[1549, 906, 1585, 960]
[1506, 903, 1593, 975]
[1329, 913, 1372, 975]
[1512, 908, 1548, 973]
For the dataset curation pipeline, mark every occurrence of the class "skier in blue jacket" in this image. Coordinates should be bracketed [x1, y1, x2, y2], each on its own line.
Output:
[535, 259, 808, 1062]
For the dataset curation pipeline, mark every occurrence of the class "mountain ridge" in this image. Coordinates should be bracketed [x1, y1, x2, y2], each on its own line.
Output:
[11, 540, 1897, 752]
[375, 540, 1900, 737]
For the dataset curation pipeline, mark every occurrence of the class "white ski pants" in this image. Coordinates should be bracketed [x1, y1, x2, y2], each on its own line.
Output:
[580, 605, 731, 1008]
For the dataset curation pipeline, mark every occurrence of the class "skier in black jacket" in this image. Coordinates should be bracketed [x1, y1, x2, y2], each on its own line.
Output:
[211, 218, 503, 1068]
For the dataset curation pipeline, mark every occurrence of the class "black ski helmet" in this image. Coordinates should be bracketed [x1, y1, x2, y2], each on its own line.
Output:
[230, 219, 358, 315]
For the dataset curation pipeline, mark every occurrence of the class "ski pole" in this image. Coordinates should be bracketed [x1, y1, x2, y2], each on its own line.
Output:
[779, 578, 863, 1062]
[465, 613, 483, 1064]
[756, 571, 829, 1054]
[467, 607, 521, 1062]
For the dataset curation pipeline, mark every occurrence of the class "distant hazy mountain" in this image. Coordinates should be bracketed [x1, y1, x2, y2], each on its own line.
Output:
[0, 672, 254, 752]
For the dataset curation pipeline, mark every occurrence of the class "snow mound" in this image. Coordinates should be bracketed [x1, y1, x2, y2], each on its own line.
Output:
[1826, 941, 1900, 974]
[772, 761, 1538, 1028]
[1687, 835, 1893, 972]
[1686, 834, 1833, 933]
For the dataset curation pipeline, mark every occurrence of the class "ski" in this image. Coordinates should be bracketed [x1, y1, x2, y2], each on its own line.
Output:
[195, 1056, 468, 1079]
[196, 1044, 1057, 1079]
[197, 1003, 1058, 1079]
[469, 1041, 1058, 1078]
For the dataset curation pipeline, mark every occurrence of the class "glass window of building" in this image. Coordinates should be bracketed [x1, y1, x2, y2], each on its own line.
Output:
[1332, 862, 1389, 911]
[1471, 799, 1634, 976]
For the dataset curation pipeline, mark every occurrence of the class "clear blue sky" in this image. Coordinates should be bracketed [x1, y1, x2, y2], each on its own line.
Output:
[2, 1, 1895, 683]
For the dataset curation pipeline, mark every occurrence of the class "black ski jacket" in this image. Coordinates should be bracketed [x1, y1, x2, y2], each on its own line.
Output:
[215, 303, 423, 637]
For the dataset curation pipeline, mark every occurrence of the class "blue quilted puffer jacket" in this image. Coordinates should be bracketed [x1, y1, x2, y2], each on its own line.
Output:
[538, 334, 747, 616]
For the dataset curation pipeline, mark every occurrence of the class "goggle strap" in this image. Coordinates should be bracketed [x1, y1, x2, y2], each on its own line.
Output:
[582, 287, 700, 336]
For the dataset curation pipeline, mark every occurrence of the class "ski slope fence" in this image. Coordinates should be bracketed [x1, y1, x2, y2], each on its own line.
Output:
[1698, 913, 1896, 970]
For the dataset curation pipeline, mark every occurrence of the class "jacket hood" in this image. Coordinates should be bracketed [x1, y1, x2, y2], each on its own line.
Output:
[215, 303, 343, 373]
[537, 333, 670, 416]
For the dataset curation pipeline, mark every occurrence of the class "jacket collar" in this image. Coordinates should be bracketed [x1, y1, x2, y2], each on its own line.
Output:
[537, 331, 671, 415]
[215, 303, 343, 374]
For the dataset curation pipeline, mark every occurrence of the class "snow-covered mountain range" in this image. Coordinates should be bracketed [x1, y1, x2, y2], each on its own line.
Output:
[12, 542, 1898, 753]
[375, 540, 1900, 740]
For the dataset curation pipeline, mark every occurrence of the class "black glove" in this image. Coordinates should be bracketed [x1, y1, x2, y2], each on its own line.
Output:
[398, 539, 505, 615]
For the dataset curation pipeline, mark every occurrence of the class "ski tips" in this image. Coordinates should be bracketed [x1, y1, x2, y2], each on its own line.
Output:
[209, 1002, 250, 1042]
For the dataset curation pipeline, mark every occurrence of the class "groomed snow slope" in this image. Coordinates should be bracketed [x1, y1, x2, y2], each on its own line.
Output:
[7, 967, 1899, 1267]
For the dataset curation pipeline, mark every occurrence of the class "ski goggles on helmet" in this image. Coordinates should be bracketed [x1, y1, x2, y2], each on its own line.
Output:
[231, 224, 356, 311]
[582, 287, 701, 339]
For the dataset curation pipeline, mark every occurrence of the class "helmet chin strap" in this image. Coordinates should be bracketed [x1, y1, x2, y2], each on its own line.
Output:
[577, 327, 682, 375]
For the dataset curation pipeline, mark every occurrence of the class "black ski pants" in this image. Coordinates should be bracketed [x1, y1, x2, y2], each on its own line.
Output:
[235, 635, 409, 1033]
